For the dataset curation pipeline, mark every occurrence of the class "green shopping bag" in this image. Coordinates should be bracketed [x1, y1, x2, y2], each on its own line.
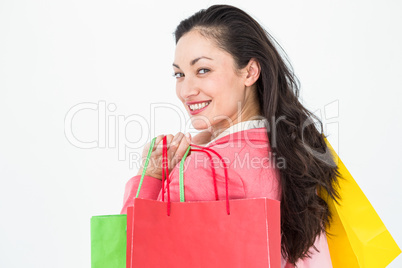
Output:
[91, 214, 126, 268]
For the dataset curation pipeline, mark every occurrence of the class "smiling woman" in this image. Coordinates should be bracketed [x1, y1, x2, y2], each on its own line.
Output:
[172, 31, 262, 137]
[121, 4, 341, 267]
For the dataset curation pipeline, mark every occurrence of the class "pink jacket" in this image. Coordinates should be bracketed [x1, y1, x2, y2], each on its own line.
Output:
[121, 127, 333, 267]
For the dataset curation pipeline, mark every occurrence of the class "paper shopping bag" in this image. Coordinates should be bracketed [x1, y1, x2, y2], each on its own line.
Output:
[319, 137, 401, 267]
[129, 197, 280, 268]
[91, 214, 126, 268]
[126, 136, 281, 268]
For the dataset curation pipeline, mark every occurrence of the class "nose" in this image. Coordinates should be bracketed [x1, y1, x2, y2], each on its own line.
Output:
[177, 78, 200, 101]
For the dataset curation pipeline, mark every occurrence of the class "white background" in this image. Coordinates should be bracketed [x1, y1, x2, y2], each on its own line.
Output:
[1, 0, 401, 267]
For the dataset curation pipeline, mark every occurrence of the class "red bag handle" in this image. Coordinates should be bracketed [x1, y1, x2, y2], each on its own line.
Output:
[161, 136, 170, 214]
[137, 135, 230, 216]
[191, 145, 230, 215]
[136, 135, 171, 214]
[189, 149, 219, 201]
[177, 144, 230, 215]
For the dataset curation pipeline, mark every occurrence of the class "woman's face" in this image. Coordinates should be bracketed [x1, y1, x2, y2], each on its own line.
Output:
[173, 29, 257, 133]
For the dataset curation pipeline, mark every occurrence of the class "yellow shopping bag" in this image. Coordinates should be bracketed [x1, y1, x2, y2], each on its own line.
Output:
[319, 137, 401, 267]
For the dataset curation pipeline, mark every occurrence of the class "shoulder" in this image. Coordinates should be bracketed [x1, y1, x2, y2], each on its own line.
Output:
[204, 131, 282, 200]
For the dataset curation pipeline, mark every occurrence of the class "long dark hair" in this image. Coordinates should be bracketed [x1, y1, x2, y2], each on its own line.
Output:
[174, 4, 341, 265]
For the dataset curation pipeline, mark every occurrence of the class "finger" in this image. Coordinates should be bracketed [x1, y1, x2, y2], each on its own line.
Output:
[172, 133, 192, 165]
[169, 132, 184, 157]
[153, 135, 165, 149]
[155, 134, 174, 155]
[166, 134, 175, 145]
[185, 132, 192, 144]
[147, 134, 169, 175]
[163, 134, 175, 154]
[151, 135, 165, 155]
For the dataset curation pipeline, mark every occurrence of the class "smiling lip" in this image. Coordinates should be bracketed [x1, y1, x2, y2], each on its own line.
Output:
[187, 100, 211, 115]
[185, 100, 212, 105]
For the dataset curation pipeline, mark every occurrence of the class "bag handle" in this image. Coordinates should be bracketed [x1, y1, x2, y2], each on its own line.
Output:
[161, 136, 170, 213]
[179, 144, 230, 215]
[136, 136, 172, 215]
[135, 136, 157, 199]
[186, 148, 219, 201]
[135, 136, 230, 215]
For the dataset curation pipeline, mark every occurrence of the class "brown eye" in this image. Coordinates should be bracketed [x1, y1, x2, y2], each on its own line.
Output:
[172, 72, 184, 78]
[198, 68, 210, 74]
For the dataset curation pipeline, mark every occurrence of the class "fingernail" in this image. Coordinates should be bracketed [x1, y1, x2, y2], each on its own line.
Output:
[185, 132, 191, 141]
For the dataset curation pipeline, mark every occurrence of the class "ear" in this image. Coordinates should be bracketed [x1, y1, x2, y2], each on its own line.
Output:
[244, 58, 261, 87]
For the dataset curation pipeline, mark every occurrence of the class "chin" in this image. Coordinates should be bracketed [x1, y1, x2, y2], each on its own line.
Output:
[190, 116, 211, 131]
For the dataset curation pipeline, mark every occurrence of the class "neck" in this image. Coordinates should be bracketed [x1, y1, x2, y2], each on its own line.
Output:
[209, 97, 262, 140]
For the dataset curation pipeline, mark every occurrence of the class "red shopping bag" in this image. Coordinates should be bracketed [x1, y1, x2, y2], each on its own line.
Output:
[126, 136, 281, 268]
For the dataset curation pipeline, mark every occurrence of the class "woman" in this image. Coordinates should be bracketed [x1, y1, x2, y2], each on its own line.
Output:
[121, 4, 340, 267]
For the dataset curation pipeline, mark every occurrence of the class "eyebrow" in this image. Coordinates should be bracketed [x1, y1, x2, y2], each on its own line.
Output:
[172, 56, 213, 69]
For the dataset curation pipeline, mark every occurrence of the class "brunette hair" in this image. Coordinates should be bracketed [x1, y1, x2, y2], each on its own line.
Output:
[173, 4, 341, 265]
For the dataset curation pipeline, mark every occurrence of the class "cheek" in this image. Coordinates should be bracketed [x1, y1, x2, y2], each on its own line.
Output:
[200, 76, 224, 99]
[214, 87, 244, 115]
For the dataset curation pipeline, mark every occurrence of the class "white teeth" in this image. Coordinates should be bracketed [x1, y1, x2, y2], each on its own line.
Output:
[189, 101, 210, 111]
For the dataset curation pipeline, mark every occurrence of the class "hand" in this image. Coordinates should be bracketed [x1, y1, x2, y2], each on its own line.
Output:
[137, 132, 192, 180]
[191, 130, 213, 146]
